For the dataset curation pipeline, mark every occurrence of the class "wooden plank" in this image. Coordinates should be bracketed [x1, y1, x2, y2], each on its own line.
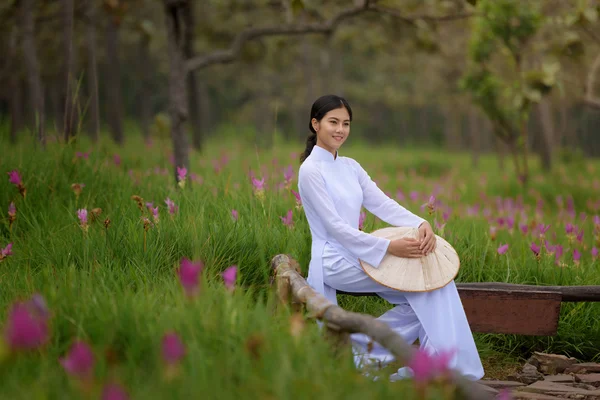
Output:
[458, 288, 562, 336]
[337, 287, 563, 335]
[338, 282, 600, 302]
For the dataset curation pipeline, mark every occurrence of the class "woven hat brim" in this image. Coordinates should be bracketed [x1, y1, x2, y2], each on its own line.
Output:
[359, 226, 460, 293]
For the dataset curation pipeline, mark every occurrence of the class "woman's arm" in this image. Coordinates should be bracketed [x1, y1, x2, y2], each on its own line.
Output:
[298, 165, 391, 268]
[353, 160, 425, 228]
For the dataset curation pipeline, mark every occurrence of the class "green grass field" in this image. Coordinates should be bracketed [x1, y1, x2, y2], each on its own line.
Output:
[1, 127, 599, 399]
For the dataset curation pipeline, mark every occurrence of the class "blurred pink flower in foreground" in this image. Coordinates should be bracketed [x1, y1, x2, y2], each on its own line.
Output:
[177, 167, 187, 189]
[280, 210, 293, 227]
[60, 341, 95, 379]
[530, 242, 541, 257]
[222, 266, 237, 290]
[251, 177, 265, 191]
[113, 154, 121, 166]
[1, 243, 13, 262]
[77, 209, 89, 232]
[231, 209, 239, 222]
[573, 249, 581, 265]
[101, 383, 129, 400]
[4, 295, 50, 351]
[592, 247, 598, 260]
[283, 165, 294, 186]
[162, 332, 186, 365]
[291, 189, 302, 209]
[407, 348, 455, 383]
[178, 258, 203, 297]
[497, 244, 509, 255]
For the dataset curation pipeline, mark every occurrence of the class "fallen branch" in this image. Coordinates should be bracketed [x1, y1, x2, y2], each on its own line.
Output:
[271, 254, 496, 400]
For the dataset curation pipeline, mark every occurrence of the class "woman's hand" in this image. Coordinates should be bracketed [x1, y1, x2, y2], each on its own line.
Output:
[388, 238, 424, 258]
[418, 221, 436, 255]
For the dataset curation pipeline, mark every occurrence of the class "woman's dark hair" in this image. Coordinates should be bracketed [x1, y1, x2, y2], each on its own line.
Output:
[299, 95, 352, 164]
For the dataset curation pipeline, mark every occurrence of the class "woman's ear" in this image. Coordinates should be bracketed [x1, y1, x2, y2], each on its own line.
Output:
[311, 118, 319, 132]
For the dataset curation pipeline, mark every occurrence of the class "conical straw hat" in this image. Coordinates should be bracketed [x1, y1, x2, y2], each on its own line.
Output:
[359, 226, 460, 292]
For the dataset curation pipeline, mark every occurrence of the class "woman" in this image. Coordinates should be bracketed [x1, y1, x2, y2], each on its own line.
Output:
[297, 95, 484, 381]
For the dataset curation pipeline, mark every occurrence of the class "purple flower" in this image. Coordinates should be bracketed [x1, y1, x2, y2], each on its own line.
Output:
[178, 258, 203, 297]
[177, 166, 187, 182]
[7, 170, 22, 186]
[291, 190, 302, 207]
[60, 341, 95, 379]
[165, 198, 178, 215]
[283, 165, 294, 184]
[1, 242, 13, 258]
[592, 247, 598, 259]
[538, 224, 550, 237]
[101, 383, 129, 400]
[280, 210, 293, 227]
[251, 177, 265, 191]
[76, 151, 90, 159]
[77, 209, 88, 230]
[407, 348, 454, 383]
[231, 209, 239, 222]
[530, 242, 541, 257]
[150, 207, 159, 223]
[594, 215, 600, 226]
[8, 202, 16, 217]
[565, 223, 575, 235]
[113, 154, 121, 166]
[497, 244, 509, 255]
[519, 223, 528, 235]
[573, 249, 581, 264]
[222, 266, 237, 290]
[4, 300, 49, 351]
[162, 332, 186, 365]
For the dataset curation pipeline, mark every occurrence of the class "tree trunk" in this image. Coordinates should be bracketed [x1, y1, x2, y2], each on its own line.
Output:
[62, 0, 77, 141]
[536, 98, 554, 172]
[138, 35, 152, 141]
[444, 107, 462, 151]
[182, 1, 203, 151]
[85, 0, 100, 142]
[105, 16, 124, 145]
[468, 108, 481, 167]
[7, 25, 22, 143]
[418, 106, 430, 145]
[493, 132, 505, 169]
[20, 0, 45, 147]
[163, 0, 190, 183]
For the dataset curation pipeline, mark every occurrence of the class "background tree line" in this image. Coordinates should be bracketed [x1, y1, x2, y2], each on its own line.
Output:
[0, 0, 599, 178]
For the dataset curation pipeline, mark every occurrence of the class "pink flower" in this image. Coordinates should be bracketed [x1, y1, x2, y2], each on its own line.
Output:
[177, 166, 187, 182]
[162, 332, 186, 365]
[113, 154, 121, 166]
[519, 223, 528, 235]
[280, 210, 293, 227]
[231, 209, 239, 222]
[565, 223, 575, 235]
[573, 249, 581, 264]
[251, 177, 265, 191]
[291, 190, 302, 208]
[409, 191, 420, 202]
[497, 389, 513, 400]
[178, 258, 203, 297]
[101, 383, 129, 400]
[8, 202, 16, 217]
[222, 266, 237, 290]
[422, 195, 436, 215]
[530, 242, 541, 256]
[407, 348, 454, 383]
[77, 209, 88, 230]
[7, 170, 22, 186]
[593, 215, 600, 227]
[592, 247, 598, 260]
[4, 299, 49, 351]
[283, 165, 294, 185]
[76, 151, 90, 159]
[165, 198, 178, 215]
[150, 207, 159, 223]
[497, 244, 509, 255]
[538, 223, 550, 237]
[60, 341, 95, 379]
[1, 242, 13, 258]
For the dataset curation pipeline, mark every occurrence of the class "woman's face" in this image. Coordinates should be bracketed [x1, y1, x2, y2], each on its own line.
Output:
[312, 107, 350, 156]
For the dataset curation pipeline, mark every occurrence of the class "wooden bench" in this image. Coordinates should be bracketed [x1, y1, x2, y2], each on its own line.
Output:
[337, 283, 600, 336]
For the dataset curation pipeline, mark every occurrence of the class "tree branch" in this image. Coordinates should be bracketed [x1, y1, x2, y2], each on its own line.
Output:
[186, 2, 372, 72]
[585, 53, 600, 111]
[369, 5, 475, 24]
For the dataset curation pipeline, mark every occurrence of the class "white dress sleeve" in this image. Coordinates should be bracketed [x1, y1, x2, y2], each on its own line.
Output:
[298, 166, 391, 268]
[353, 160, 426, 228]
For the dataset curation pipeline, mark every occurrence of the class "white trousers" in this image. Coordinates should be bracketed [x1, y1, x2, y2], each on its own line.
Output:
[322, 254, 485, 381]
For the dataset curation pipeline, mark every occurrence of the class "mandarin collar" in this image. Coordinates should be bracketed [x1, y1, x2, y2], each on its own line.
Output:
[310, 145, 338, 162]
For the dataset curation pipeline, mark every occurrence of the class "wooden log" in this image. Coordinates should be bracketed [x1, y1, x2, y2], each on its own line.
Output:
[271, 254, 496, 400]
